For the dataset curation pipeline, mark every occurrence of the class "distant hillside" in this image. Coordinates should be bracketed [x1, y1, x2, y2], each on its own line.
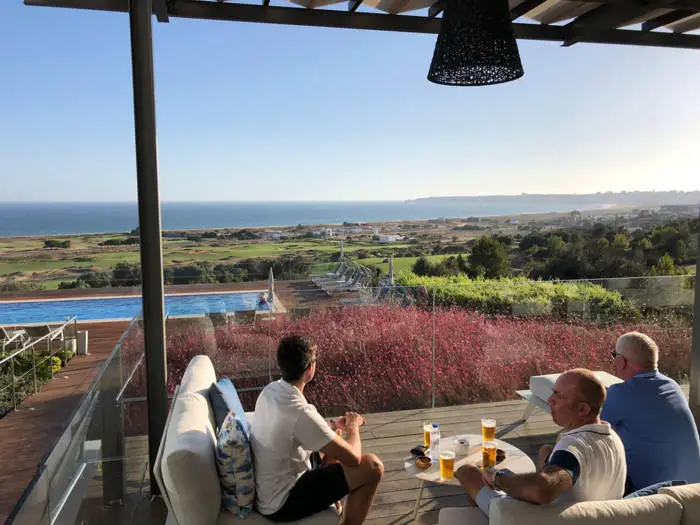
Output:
[410, 191, 700, 210]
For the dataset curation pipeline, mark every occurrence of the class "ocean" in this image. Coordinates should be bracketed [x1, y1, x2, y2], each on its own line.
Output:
[0, 200, 612, 237]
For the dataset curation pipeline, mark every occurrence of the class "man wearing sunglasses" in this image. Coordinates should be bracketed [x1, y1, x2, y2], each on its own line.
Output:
[601, 331, 700, 493]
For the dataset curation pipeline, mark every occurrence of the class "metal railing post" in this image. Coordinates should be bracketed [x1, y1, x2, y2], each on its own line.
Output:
[581, 281, 588, 368]
[74, 318, 78, 356]
[32, 345, 38, 394]
[431, 288, 436, 410]
[48, 339, 53, 380]
[689, 207, 700, 424]
[10, 356, 17, 411]
[102, 345, 125, 504]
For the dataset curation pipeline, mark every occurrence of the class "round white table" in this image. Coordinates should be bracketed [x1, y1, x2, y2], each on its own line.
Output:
[403, 434, 535, 521]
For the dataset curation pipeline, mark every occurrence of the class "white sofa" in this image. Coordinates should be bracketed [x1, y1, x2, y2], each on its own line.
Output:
[438, 483, 700, 525]
[154, 355, 339, 525]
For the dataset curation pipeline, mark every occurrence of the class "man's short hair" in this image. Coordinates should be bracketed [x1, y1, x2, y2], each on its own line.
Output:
[277, 335, 317, 382]
[616, 331, 659, 369]
[567, 368, 607, 417]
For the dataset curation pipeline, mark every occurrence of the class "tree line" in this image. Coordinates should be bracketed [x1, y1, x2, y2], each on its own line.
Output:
[412, 218, 698, 280]
[58, 255, 313, 289]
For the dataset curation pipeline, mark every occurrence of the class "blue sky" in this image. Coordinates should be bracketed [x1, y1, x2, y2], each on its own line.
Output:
[2, 1, 700, 202]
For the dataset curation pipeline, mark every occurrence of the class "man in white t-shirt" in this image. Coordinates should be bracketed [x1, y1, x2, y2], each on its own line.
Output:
[455, 368, 626, 516]
[250, 335, 384, 525]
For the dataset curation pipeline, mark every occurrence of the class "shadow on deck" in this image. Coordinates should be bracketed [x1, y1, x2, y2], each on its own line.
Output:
[74, 398, 558, 525]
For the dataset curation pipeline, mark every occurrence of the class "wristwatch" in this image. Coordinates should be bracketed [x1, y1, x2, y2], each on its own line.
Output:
[493, 469, 508, 491]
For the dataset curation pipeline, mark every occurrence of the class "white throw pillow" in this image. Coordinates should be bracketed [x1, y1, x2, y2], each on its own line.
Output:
[161, 392, 221, 525]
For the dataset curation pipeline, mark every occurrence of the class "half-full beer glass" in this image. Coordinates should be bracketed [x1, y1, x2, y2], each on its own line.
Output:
[482, 442, 497, 468]
[481, 418, 496, 442]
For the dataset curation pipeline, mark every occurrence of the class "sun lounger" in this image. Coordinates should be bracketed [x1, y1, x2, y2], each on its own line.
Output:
[25, 324, 65, 343]
[310, 261, 343, 280]
[325, 270, 366, 294]
[320, 268, 359, 293]
[1, 327, 28, 351]
[313, 265, 351, 287]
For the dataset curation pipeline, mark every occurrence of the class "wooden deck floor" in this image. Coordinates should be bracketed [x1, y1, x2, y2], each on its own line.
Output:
[79, 398, 559, 525]
[0, 321, 130, 523]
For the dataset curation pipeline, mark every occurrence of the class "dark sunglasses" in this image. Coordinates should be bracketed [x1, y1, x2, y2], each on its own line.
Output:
[610, 351, 626, 361]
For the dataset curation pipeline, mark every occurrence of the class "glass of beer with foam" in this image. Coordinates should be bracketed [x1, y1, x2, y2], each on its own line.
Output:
[481, 418, 496, 442]
[439, 449, 455, 481]
[423, 422, 432, 448]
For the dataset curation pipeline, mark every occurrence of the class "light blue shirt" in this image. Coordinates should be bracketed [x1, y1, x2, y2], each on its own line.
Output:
[601, 370, 700, 491]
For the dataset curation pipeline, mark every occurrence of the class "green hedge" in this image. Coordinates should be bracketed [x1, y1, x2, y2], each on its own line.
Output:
[1, 352, 68, 417]
[395, 273, 640, 321]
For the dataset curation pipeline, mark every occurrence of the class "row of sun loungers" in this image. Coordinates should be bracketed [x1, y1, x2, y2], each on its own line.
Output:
[1, 324, 69, 352]
[311, 262, 372, 296]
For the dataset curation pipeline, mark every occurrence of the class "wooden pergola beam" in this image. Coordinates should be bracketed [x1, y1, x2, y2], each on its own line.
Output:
[429, 0, 556, 20]
[642, 9, 697, 31]
[25, 0, 700, 50]
[562, 0, 700, 46]
[427, 0, 443, 18]
[349, 0, 363, 12]
[153, 0, 169, 22]
[511, 0, 549, 20]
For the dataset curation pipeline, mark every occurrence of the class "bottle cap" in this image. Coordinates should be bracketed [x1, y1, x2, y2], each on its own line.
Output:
[432, 423, 439, 428]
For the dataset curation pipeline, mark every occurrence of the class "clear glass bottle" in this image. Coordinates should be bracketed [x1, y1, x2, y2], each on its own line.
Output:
[430, 423, 440, 461]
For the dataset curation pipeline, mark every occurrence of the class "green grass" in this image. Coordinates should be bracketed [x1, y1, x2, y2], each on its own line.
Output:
[310, 255, 464, 276]
[356, 254, 466, 274]
[40, 278, 74, 290]
[0, 234, 419, 288]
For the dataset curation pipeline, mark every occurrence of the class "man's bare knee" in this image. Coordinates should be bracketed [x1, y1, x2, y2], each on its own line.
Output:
[361, 454, 384, 485]
[342, 454, 384, 492]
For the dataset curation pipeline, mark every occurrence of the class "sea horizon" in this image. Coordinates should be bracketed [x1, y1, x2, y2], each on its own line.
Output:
[1, 192, 698, 237]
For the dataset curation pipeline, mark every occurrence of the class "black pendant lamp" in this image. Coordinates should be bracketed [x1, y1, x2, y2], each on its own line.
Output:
[428, 0, 524, 86]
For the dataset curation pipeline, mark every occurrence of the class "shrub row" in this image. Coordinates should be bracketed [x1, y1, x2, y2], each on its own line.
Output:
[396, 274, 640, 321]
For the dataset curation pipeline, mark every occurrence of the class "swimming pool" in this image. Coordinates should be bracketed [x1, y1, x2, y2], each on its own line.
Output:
[0, 292, 271, 325]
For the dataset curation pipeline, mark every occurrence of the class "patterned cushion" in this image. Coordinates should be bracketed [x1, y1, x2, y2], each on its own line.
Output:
[216, 412, 255, 518]
[210, 377, 249, 433]
[625, 480, 687, 499]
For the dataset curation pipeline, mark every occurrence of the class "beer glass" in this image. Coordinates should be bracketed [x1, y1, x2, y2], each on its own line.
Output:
[439, 450, 455, 481]
[481, 418, 496, 442]
[423, 422, 432, 448]
[482, 442, 497, 468]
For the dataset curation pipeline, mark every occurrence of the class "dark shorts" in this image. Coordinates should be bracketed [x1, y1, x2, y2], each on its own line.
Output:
[266, 463, 350, 522]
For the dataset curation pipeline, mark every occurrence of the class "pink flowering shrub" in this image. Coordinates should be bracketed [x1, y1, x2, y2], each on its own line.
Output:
[119, 305, 691, 436]
[129, 305, 689, 419]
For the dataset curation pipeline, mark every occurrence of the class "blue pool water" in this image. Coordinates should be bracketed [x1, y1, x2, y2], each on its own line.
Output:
[0, 292, 270, 325]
